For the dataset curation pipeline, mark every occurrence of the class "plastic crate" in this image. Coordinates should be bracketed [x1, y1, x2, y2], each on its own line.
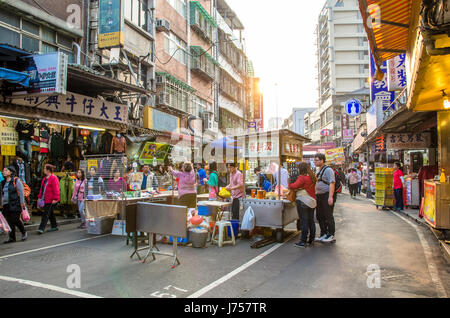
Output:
[375, 189, 393, 196]
[197, 205, 211, 216]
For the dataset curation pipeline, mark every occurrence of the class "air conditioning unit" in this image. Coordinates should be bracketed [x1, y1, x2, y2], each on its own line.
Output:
[203, 112, 214, 131]
[157, 92, 171, 106]
[156, 19, 170, 32]
[156, 74, 166, 86]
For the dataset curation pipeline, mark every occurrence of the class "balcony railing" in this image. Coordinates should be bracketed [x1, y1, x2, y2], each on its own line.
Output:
[190, 46, 219, 82]
[190, 1, 217, 44]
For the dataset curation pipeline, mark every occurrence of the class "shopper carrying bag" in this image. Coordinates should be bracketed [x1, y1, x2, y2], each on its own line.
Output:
[289, 162, 317, 248]
[72, 169, 87, 229]
[1, 166, 28, 243]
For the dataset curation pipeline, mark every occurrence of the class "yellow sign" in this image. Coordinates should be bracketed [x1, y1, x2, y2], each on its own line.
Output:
[139, 142, 171, 164]
[0, 127, 18, 146]
[1, 145, 16, 156]
[98, 32, 124, 49]
[325, 148, 345, 165]
[87, 160, 98, 171]
[423, 181, 436, 227]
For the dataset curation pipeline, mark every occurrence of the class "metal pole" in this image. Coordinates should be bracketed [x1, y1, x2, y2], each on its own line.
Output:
[366, 143, 372, 199]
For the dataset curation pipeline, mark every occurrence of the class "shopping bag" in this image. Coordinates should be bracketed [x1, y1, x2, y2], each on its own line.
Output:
[241, 206, 255, 231]
[218, 187, 231, 199]
[0, 212, 11, 234]
[21, 207, 30, 222]
[419, 197, 425, 219]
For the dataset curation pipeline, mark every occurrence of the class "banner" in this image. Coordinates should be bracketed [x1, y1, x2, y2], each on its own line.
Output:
[386, 133, 431, 150]
[9, 52, 67, 96]
[387, 54, 407, 91]
[98, 0, 124, 48]
[423, 181, 436, 227]
[325, 148, 345, 165]
[0, 127, 18, 146]
[8, 91, 128, 124]
[139, 142, 172, 164]
[370, 52, 395, 111]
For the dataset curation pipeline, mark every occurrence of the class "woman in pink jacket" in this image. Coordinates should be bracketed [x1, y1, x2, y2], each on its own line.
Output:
[72, 169, 87, 229]
[37, 164, 60, 234]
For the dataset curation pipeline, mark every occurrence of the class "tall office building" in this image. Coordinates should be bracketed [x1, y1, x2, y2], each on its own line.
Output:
[308, 0, 370, 146]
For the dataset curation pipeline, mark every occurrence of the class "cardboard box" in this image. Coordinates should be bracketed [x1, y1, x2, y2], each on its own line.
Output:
[112, 220, 127, 236]
[87, 217, 115, 235]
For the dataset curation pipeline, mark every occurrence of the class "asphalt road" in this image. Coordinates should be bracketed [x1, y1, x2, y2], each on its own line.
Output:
[0, 193, 449, 298]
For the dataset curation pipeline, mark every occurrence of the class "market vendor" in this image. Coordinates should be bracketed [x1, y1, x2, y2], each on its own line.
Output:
[226, 163, 244, 220]
[169, 162, 197, 208]
[108, 169, 127, 193]
[141, 164, 157, 191]
[203, 161, 219, 200]
[87, 167, 105, 195]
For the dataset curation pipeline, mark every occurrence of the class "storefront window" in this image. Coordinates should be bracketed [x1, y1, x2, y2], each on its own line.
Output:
[22, 34, 39, 52]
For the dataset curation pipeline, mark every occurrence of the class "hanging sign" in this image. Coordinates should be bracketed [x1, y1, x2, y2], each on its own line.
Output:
[376, 135, 386, 153]
[98, 0, 125, 48]
[370, 52, 396, 111]
[387, 54, 407, 91]
[325, 148, 345, 165]
[386, 133, 431, 150]
[344, 99, 363, 117]
[321, 129, 333, 136]
[0, 127, 19, 146]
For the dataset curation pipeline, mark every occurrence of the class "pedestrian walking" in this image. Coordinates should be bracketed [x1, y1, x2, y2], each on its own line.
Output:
[72, 169, 87, 229]
[196, 163, 207, 194]
[289, 162, 317, 248]
[226, 163, 245, 220]
[348, 169, 359, 198]
[393, 162, 405, 211]
[203, 162, 219, 201]
[1, 166, 27, 243]
[37, 164, 60, 234]
[169, 162, 197, 208]
[313, 153, 337, 243]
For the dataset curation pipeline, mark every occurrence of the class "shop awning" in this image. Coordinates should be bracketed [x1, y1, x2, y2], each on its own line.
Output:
[190, 46, 220, 66]
[359, 0, 413, 71]
[0, 67, 29, 86]
[155, 72, 195, 93]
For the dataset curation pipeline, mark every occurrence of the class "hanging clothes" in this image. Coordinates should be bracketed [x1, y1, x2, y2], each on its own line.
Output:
[110, 136, 126, 154]
[64, 127, 76, 158]
[59, 174, 75, 205]
[39, 126, 50, 153]
[31, 126, 40, 147]
[100, 132, 113, 154]
[49, 132, 65, 159]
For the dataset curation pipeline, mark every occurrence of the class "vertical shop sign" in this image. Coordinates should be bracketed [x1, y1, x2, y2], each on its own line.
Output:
[98, 0, 124, 48]
[387, 54, 407, 91]
[423, 181, 436, 227]
[375, 135, 386, 153]
[370, 52, 395, 111]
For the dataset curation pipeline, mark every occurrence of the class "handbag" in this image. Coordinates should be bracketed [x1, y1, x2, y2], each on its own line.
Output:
[286, 189, 297, 203]
[71, 180, 84, 205]
[21, 207, 30, 222]
[38, 177, 49, 209]
[218, 187, 231, 198]
[0, 212, 11, 234]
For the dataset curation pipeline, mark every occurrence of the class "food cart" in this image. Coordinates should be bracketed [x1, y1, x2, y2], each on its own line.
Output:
[237, 129, 310, 242]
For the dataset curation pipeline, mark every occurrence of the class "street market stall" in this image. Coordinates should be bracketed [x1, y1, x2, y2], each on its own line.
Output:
[239, 129, 309, 242]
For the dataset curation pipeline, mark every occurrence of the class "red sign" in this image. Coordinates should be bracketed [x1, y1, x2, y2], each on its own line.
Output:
[321, 129, 333, 137]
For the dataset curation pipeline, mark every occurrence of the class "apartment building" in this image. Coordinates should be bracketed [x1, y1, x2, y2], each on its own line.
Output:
[308, 0, 370, 146]
[216, 0, 250, 136]
[283, 108, 317, 136]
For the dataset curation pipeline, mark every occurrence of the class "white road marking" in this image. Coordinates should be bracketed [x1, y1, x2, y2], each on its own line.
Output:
[187, 231, 299, 298]
[392, 212, 448, 298]
[0, 275, 102, 298]
[0, 234, 111, 260]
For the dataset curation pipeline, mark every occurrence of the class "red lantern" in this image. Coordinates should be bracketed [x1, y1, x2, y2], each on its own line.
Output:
[80, 129, 90, 136]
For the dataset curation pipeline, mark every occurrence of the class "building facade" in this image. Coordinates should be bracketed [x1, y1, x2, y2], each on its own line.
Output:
[308, 0, 370, 147]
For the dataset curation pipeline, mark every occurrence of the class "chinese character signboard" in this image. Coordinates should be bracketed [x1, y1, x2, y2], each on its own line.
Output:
[325, 148, 345, 165]
[98, 0, 124, 48]
[8, 92, 128, 124]
[370, 52, 396, 111]
[387, 54, 407, 91]
[139, 142, 172, 165]
[376, 135, 386, 153]
[321, 129, 333, 137]
[248, 136, 279, 158]
[386, 133, 431, 150]
[0, 127, 18, 156]
[343, 129, 354, 141]
[10, 52, 68, 96]
[282, 138, 302, 157]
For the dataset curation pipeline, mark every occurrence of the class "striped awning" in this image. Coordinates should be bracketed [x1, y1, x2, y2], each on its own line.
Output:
[359, 0, 413, 70]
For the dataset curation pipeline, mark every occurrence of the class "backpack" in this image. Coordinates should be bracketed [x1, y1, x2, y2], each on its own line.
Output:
[317, 166, 342, 195]
[261, 173, 272, 192]
[13, 177, 31, 203]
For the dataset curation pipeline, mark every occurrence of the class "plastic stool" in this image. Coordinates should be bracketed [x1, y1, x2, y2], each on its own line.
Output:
[211, 221, 236, 248]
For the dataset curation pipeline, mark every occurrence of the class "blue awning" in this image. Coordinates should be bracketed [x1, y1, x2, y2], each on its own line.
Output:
[0, 44, 31, 57]
[0, 67, 30, 87]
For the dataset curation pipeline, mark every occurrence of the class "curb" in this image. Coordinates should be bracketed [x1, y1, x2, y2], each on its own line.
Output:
[24, 218, 81, 231]
[365, 196, 450, 264]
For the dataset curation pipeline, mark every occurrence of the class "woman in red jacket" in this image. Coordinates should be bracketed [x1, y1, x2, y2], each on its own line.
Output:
[289, 162, 317, 248]
[37, 164, 60, 234]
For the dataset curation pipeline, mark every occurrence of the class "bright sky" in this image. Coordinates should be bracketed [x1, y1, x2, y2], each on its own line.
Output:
[226, 0, 326, 127]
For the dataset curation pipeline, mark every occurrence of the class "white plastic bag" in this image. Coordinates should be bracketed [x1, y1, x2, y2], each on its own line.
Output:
[241, 206, 255, 231]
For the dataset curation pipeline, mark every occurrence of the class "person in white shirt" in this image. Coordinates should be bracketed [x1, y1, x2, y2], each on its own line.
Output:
[356, 169, 362, 194]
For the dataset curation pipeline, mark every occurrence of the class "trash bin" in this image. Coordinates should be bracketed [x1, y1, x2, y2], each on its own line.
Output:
[190, 229, 208, 248]
[227, 220, 239, 237]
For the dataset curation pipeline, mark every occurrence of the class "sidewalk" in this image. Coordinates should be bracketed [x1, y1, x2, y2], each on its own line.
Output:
[357, 192, 450, 264]
[23, 213, 81, 231]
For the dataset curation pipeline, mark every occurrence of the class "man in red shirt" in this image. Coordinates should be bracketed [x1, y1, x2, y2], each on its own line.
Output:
[393, 162, 404, 211]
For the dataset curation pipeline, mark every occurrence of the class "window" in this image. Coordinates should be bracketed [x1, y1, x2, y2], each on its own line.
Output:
[166, 82, 190, 112]
[22, 20, 39, 35]
[124, 0, 149, 30]
[335, 0, 344, 7]
[57, 33, 72, 48]
[42, 27, 56, 43]
[0, 11, 19, 28]
[22, 34, 39, 52]
[191, 96, 207, 116]
[0, 25, 20, 47]
[164, 32, 187, 65]
[168, 0, 187, 19]
[326, 107, 333, 124]
[42, 43, 57, 53]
